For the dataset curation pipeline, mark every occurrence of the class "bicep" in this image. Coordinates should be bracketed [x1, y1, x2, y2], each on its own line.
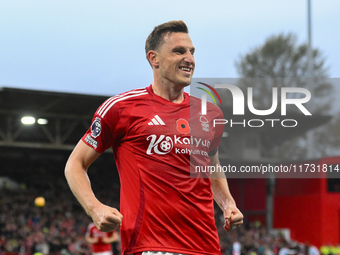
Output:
[209, 151, 220, 166]
[209, 151, 225, 179]
[66, 140, 101, 173]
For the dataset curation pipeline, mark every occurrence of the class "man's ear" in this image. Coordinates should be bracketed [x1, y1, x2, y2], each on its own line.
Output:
[148, 50, 159, 68]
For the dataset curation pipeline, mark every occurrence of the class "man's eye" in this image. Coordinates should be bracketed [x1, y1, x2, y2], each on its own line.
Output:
[173, 48, 185, 54]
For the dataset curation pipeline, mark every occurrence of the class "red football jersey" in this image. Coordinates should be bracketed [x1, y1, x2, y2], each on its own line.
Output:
[86, 223, 115, 253]
[82, 85, 224, 255]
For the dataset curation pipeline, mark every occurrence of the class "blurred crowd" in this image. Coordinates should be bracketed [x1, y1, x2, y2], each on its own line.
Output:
[0, 156, 120, 255]
[216, 211, 321, 255]
[0, 182, 121, 255]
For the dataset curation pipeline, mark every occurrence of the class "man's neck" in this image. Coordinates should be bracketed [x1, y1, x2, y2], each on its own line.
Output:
[151, 81, 185, 104]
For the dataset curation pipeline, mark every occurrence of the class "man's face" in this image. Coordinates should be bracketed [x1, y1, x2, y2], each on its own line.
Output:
[156, 32, 195, 88]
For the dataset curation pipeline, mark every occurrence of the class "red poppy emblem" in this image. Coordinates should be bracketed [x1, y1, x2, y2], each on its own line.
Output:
[176, 119, 190, 134]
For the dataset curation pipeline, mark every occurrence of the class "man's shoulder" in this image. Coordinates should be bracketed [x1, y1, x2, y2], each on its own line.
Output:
[106, 87, 149, 105]
[87, 222, 96, 231]
[189, 93, 223, 115]
[96, 87, 149, 118]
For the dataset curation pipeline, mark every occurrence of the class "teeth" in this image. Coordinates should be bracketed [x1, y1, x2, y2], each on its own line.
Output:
[180, 67, 191, 71]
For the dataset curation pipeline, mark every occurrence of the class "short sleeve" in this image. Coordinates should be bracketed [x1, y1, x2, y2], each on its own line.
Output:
[82, 98, 126, 153]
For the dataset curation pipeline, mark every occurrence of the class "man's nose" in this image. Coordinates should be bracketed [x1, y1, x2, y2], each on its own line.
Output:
[184, 51, 194, 65]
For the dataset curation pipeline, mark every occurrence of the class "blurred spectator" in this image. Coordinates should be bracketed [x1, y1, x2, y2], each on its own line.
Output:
[85, 223, 118, 255]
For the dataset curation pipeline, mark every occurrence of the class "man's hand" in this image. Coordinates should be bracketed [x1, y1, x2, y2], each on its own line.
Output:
[223, 202, 243, 232]
[89, 203, 123, 232]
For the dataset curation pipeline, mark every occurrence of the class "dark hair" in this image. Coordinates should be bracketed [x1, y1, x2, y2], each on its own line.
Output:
[145, 20, 189, 64]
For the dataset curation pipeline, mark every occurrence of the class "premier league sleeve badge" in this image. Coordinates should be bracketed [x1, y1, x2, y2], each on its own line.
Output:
[91, 117, 102, 138]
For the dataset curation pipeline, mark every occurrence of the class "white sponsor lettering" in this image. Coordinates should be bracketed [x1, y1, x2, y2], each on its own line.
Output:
[146, 134, 211, 155]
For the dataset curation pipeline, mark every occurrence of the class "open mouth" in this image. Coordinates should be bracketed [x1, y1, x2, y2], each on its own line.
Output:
[179, 66, 192, 73]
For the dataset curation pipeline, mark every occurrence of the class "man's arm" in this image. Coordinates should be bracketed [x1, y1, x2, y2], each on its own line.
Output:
[209, 151, 243, 231]
[85, 232, 99, 244]
[102, 231, 119, 244]
[65, 140, 123, 232]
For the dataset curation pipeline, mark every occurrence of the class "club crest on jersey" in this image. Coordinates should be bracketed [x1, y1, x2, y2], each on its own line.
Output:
[146, 135, 173, 155]
[199, 116, 209, 132]
[176, 119, 190, 134]
[91, 117, 102, 138]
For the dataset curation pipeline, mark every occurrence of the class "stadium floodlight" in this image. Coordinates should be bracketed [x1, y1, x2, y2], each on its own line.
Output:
[21, 116, 36, 125]
[37, 118, 48, 125]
